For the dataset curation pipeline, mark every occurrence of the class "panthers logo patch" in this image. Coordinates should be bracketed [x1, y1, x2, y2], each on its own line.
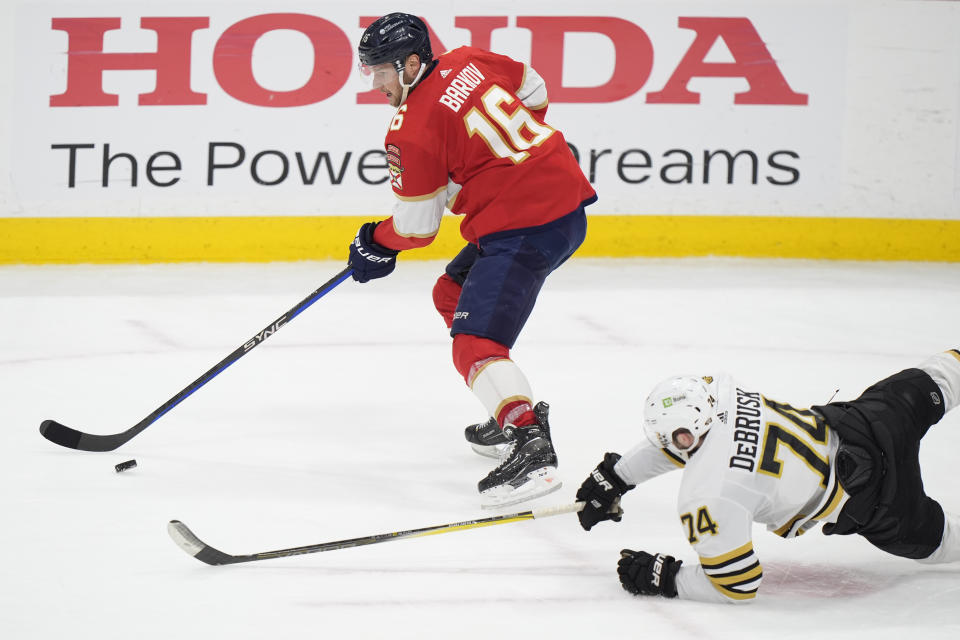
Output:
[387, 144, 403, 190]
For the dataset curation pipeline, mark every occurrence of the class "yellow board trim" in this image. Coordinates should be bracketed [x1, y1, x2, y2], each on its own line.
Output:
[1, 215, 958, 264]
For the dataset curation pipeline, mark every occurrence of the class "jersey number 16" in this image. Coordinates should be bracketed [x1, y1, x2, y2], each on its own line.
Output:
[464, 85, 555, 164]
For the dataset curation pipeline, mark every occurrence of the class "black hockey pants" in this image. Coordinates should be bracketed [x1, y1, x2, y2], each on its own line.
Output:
[814, 368, 947, 559]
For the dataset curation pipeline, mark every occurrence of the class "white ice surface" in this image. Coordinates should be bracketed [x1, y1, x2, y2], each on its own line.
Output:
[1, 258, 959, 639]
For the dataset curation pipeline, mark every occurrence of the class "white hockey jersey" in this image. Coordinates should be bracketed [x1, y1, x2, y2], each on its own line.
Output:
[614, 374, 849, 604]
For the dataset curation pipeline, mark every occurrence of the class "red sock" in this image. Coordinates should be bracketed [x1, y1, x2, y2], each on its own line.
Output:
[497, 400, 536, 428]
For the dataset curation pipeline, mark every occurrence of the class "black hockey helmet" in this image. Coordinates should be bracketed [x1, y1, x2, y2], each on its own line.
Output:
[358, 13, 433, 73]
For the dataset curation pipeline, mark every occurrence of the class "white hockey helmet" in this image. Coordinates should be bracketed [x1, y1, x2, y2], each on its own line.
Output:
[643, 376, 717, 462]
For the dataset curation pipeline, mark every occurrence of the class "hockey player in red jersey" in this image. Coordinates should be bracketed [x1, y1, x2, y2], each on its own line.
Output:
[575, 350, 960, 603]
[347, 13, 597, 508]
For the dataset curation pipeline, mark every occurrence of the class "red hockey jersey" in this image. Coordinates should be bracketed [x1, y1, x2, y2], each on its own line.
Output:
[373, 47, 596, 250]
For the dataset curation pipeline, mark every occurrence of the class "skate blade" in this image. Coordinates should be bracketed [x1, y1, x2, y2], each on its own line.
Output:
[479, 466, 562, 509]
[470, 442, 511, 459]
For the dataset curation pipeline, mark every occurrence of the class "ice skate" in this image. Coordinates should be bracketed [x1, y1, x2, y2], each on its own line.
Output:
[464, 416, 512, 458]
[465, 403, 554, 459]
[478, 402, 561, 508]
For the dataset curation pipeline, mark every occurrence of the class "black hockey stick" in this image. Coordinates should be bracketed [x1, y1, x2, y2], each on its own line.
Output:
[168, 502, 585, 565]
[39, 266, 354, 452]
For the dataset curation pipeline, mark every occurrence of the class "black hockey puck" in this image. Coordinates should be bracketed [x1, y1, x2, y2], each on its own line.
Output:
[115, 459, 137, 473]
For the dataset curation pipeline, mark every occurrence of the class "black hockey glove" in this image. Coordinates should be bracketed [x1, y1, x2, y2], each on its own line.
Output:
[575, 452, 634, 531]
[348, 222, 400, 283]
[617, 550, 682, 598]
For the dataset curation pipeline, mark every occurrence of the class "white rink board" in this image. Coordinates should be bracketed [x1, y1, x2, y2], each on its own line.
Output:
[1, 0, 958, 219]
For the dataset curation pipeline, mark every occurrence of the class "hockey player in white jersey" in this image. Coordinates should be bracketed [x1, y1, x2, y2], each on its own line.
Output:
[574, 350, 960, 603]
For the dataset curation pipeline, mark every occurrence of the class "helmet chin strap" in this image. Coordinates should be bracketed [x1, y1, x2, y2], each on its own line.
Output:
[397, 62, 428, 106]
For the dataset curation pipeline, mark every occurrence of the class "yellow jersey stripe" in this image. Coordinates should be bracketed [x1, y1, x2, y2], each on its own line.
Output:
[700, 541, 754, 568]
[715, 584, 759, 601]
[774, 514, 806, 538]
[706, 563, 763, 586]
[810, 480, 846, 522]
[660, 448, 686, 468]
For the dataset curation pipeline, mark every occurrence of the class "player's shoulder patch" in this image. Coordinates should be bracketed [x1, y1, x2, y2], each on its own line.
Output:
[386, 144, 403, 190]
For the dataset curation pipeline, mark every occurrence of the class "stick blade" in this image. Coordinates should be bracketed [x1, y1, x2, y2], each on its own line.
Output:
[167, 520, 244, 566]
[39, 419, 124, 452]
